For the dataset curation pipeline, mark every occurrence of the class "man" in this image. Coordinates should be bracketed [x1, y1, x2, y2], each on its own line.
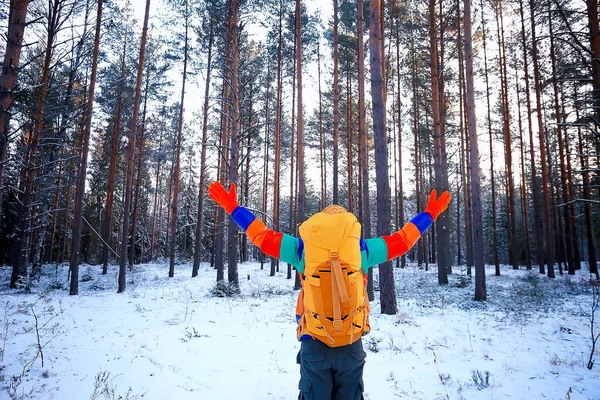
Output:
[209, 181, 451, 399]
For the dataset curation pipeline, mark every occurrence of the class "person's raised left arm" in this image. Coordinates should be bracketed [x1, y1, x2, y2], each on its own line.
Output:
[363, 190, 451, 267]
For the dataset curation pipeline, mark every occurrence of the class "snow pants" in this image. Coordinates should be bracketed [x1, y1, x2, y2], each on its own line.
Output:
[296, 338, 366, 400]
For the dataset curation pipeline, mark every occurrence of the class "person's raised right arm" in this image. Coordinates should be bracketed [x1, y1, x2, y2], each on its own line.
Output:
[208, 181, 302, 268]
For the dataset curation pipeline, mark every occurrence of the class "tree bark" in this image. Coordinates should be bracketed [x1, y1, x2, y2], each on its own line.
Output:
[530, 0, 555, 278]
[169, 1, 190, 278]
[118, 0, 151, 293]
[369, 0, 396, 314]
[480, 0, 500, 273]
[69, 0, 103, 295]
[333, 0, 340, 204]
[429, 0, 451, 285]
[193, 21, 215, 277]
[0, 0, 29, 224]
[10, 0, 59, 288]
[519, 0, 545, 274]
[357, 0, 373, 300]
[464, 0, 486, 300]
[227, 0, 241, 292]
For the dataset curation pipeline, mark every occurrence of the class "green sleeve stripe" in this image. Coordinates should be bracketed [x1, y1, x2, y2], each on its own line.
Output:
[365, 238, 389, 267]
[279, 234, 301, 270]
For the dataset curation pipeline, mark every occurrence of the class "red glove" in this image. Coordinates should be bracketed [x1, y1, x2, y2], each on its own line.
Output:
[425, 189, 451, 221]
[208, 182, 239, 214]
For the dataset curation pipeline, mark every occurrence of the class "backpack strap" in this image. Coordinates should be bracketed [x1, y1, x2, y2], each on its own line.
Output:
[330, 251, 349, 332]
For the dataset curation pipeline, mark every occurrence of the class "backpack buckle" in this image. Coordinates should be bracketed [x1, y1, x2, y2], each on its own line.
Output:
[333, 319, 343, 332]
[330, 251, 340, 260]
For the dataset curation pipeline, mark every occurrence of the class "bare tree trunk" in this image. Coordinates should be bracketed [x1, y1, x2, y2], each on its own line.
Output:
[429, 0, 450, 285]
[464, 0, 486, 300]
[496, 2, 519, 270]
[118, 0, 151, 293]
[193, 24, 215, 277]
[271, 0, 283, 277]
[317, 41, 325, 208]
[295, 0, 305, 290]
[333, 0, 340, 204]
[102, 41, 126, 274]
[227, 0, 241, 292]
[369, 0, 396, 314]
[346, 64, 353, 213]
[575, 87, 598, 277]
[395, 21, 405, 268]
[480, 0, 500, 273]
[0, 0, 29, 224]
[149, 128, 163, 262]
[519, 0, 545, 273]
[586, 0, 600, 124]
[169, 2, 190, 278]
[131, 70, 151, 267]
[457, 12, 473, 275]
[548, 10, 574, 274]
[530, 0, 555, 278]
[357, 0, 373, 300]
[514, 58, 532, 271]
[69, 0, 103, 295]
[10, 0, 59, 288]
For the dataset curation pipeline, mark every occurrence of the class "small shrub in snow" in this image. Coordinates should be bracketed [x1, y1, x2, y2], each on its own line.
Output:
[90, 371, 143, 400]
[454, 275, 471, 289]
[470, 369, 490, 390]
[46, 280, 65, 291]
[366, 336, 382, 353]
[210, 281, 239, 297]
[81, 267, 95, 282]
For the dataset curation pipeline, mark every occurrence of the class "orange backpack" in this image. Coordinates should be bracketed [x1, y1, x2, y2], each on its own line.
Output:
[295, 208, 370, 347]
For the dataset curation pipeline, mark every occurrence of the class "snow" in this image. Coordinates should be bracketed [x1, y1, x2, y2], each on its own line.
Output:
[1, 261, 599, 400]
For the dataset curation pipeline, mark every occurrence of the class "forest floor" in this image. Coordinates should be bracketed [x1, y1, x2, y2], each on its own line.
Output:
[0, 260, 598, 399]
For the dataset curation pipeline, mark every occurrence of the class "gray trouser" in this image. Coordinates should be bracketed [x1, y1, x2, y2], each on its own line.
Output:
[296, 338, 366, 400]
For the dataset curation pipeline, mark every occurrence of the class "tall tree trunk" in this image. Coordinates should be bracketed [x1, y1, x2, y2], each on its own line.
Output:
[318, 41, 325, 209]
[102, 40, 126, 274]
[10, 0, 59, 288]
[519, 0, 545, 273]
[271, 0, 283, 277]
[227, 0, 241, 292]
[586, 0, 600, 124]
[575, 87, 598, 277]
[131, 69, 151, 267]
[530, 0, 555, 278]
[464, 0, 486, 300]
[295, 0, 305, 290]
[496, 2, 519, 270]
[333, 0, 340, 204]
[457, 11, 473, 275]
[69, 0, 103, 295]
[0, 0, 29, 224]
[514, 57, 532, 271]
[193, 23, 215, 277]
[369, 0, 396, 314]
[429, 0, 450, 285]
[118, 0, 151, 293]
[357, 0, 373, 300]
[395, 21, 405, 268]
[149, 128, 163, 262]
[548, 10, 574, 274]
[346, 65, 353, 212]
[169, 2, 190, 278]
[480, 0, 500, 273]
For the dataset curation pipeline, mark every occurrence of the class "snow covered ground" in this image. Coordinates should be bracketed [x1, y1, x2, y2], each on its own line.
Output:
[0, 261, 598, 400]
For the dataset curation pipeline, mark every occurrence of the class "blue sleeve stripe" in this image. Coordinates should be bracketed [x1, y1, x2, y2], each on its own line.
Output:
[231, 206, 255, 231]
[411, 212, 433, 234]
